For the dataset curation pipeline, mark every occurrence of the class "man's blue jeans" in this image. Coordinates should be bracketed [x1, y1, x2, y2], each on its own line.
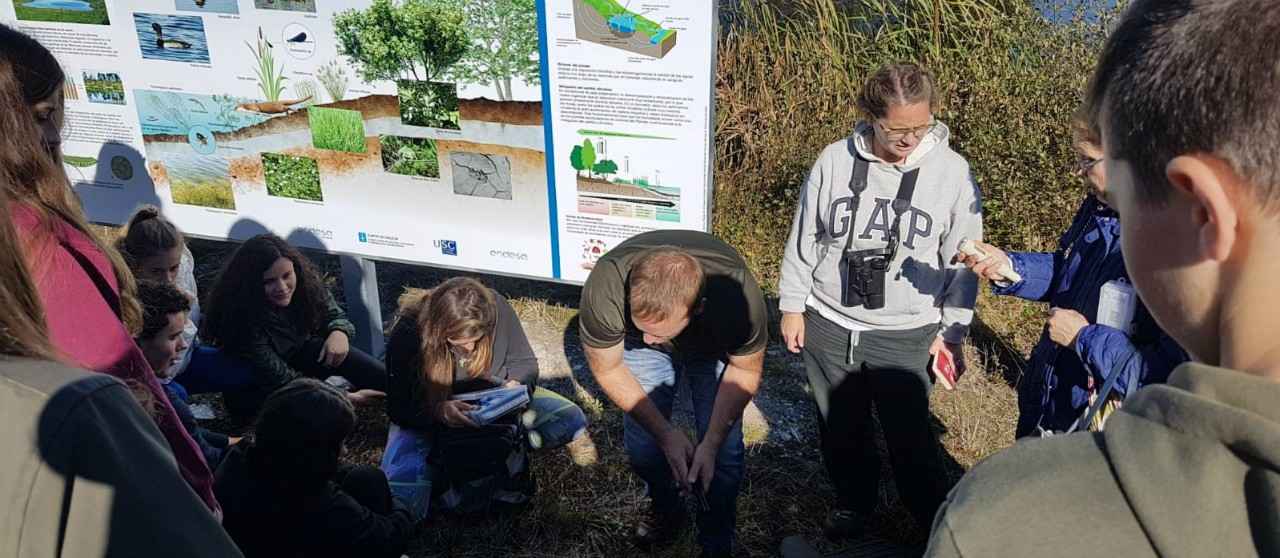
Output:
[622, 338, 745, 554]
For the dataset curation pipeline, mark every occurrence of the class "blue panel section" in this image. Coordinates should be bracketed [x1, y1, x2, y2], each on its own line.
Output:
[536, 0, 561, 279]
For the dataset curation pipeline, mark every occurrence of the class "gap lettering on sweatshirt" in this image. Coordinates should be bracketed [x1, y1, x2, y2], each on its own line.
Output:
[828, 196, 935, 249]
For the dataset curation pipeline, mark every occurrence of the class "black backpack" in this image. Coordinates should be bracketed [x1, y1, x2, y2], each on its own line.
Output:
[427, 416, 535, 514]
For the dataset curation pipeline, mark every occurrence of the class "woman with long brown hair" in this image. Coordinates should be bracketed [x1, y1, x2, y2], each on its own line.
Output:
[382, 277, 593, 516]
[0, 23, 220, 514]
[201, 233, 386, 420]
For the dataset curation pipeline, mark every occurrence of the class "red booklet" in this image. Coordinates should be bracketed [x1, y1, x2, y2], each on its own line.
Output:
[931, 348, 958, 390]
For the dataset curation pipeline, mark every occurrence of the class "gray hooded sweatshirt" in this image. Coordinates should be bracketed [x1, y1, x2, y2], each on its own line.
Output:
[927, 363, 1280, 557]
[779, 122, 982, 343]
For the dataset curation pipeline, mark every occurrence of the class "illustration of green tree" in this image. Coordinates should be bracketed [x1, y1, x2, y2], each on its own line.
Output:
[333, 0, 469, 84]
[592, 159, 618, 179]
[440, 0, 539, 101]
[569, 145, 585, 177]
[581, 139, 596, 178]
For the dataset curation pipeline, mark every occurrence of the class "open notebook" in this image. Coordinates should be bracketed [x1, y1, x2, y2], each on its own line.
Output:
[451, 385, 530, 425]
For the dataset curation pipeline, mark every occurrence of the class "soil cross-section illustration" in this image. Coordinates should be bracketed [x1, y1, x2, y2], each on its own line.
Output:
[573, 0, 677, 58]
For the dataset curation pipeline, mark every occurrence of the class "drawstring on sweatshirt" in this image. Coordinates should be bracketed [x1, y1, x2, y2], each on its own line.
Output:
[847, 330, 861, 366]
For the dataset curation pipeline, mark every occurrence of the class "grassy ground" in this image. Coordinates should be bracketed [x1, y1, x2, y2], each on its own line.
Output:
[15, 0, 110, 25]
[175, 239, 1040, 558]
[309, 107, 367, 153]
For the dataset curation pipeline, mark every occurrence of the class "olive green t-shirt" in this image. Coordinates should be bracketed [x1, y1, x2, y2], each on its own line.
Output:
[578, 230, 769, 357]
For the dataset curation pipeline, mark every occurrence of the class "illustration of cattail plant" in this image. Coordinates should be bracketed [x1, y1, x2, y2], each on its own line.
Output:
[246, 27, 287, 101]
[317, 60, 348, 102]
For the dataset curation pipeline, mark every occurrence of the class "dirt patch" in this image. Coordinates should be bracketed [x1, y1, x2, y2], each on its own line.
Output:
[231, 137, 385, 182]
[577, 176, 674, 202]
[145, 95, 402, 144]
[459, 98, 543, 126]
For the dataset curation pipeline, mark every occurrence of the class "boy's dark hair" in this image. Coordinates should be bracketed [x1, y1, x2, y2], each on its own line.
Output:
[248, 378, 355, 491]
[136, 279, 190, 341]
[1086, 0, 1280, 207]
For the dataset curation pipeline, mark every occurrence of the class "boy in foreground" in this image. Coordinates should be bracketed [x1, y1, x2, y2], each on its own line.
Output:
[926, 1, 1280, 555]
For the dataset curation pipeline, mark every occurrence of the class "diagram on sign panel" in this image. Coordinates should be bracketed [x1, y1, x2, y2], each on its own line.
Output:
[130, 2, 551, 213]
[572, 131, 681, 222]
[573, 0, 679, 58]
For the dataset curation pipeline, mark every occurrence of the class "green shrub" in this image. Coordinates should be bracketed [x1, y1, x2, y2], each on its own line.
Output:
[380, 135, 440, 178]
[397, 80, 461, 130]
[713, 0, 1111, 293]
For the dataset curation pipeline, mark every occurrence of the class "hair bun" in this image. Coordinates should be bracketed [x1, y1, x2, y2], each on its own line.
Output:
[128, 204, 161, 225]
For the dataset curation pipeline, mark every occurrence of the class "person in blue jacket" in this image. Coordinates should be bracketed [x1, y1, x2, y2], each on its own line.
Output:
[959, 112, 1188, 437]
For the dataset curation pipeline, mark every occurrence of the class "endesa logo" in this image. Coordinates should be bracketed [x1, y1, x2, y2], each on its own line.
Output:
[489, 249, 528, 261]
[433, 239, 458, 256]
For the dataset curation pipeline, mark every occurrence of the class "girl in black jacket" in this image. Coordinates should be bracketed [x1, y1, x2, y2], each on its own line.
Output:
[215, 378, 414, 558]
[202, 234, 385, 420]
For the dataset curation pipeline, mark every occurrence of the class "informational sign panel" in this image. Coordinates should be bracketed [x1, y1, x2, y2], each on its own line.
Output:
[3, 0, 716, 282]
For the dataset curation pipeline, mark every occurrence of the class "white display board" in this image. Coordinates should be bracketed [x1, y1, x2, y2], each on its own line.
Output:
[4, 0, 716, 282]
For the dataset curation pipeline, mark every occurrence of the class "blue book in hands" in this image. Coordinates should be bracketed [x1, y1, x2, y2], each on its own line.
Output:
[452, 385, 530, 425]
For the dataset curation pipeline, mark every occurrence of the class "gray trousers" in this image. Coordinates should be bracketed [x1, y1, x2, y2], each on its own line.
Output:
[801, 310, 952, 529]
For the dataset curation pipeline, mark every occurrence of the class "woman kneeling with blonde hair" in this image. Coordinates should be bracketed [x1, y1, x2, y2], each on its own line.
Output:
[382, 277, 594, 516]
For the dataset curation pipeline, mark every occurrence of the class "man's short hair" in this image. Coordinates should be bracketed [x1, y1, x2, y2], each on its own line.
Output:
[137, 279, 190, 340]
[628, 247, 704, 323]
[1086, 0, 1280, 207]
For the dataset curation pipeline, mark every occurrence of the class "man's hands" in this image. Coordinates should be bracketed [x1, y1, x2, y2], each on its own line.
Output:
[687, 436, 721, 495]
[658, 426, 696, 495]
[1047, 308, 1089, 348]
[781, 312, 805, 353]
[319, 330, 351, 368]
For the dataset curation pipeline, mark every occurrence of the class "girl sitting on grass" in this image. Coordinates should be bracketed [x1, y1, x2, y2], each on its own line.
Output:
[383, 277, 595, 515]
[134, 279, 239, 469]
[117, 205, 252, 396]
[215, 378, 414, 558]
[201, 233, 385, 420]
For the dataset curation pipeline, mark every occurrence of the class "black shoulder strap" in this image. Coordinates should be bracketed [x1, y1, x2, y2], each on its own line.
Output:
[892, 168, 920, 217]
[63, 239, 124, 322]
[848, 156, 870, 195]
[842, 157, 871, 251]
[844, 164, 920, 253]
[884, 168, 921, 262]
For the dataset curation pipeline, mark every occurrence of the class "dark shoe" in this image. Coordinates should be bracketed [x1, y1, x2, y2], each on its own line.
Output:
[633, 504, 685, 548]
[823, 508, 866, 540]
